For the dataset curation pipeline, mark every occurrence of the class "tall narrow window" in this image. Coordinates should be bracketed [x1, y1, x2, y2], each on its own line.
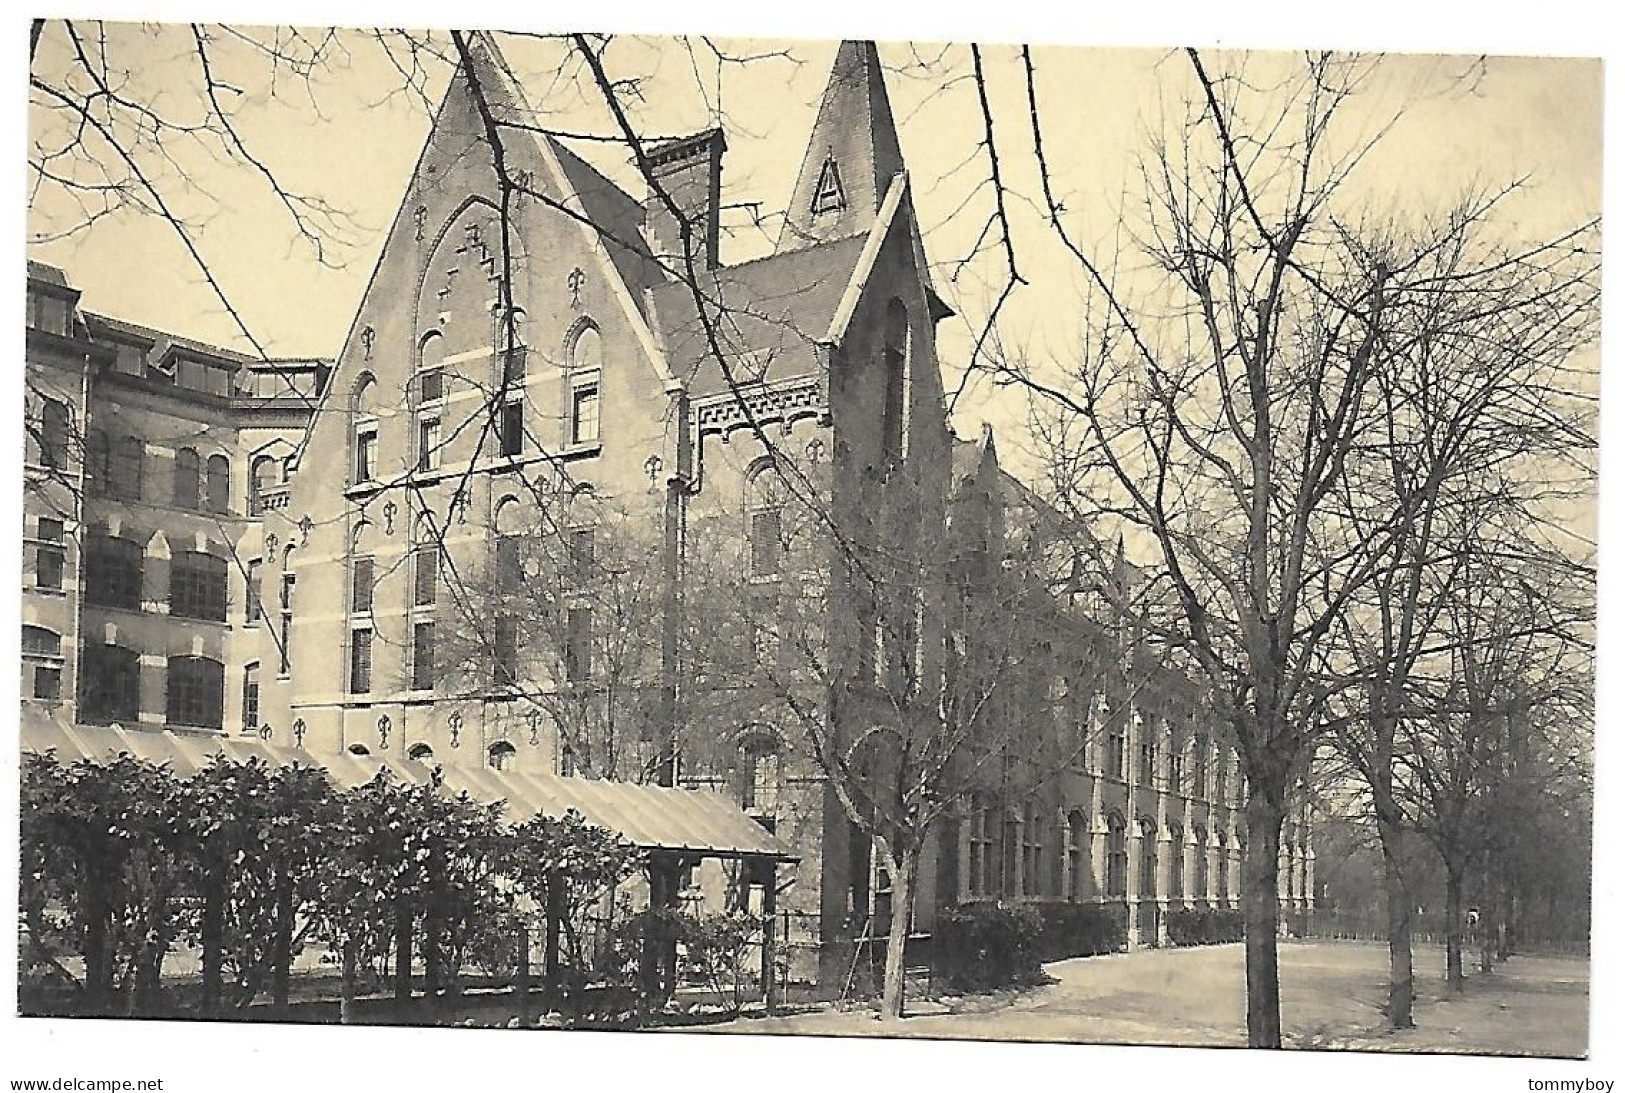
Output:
[1106, 813, 1128, 898]
[1022, 803, 1044, 898]
[245, 559, 262, 624]
[1067, 812, 1088, 901]
[278, 571, 295, 676]
[173, 448, 201, 509]
[1194, 735, 1210, 798]
[1139, 819, 1159, 898]
[414, 543, 438, 606]
[570, 383, 599, 446]
[23, 625, 63, 700]
[501, 399, 524, 458]
[250, 456, 276, 514]
[1194, 825, 1209, 900]
[419, 366, 444, 404]
[242, 663, 261, 732]
[417, 415, 441, 471]
[1216, 831, 1230, 902]
[350, 556, 374, 616]
[881, 299, 908, 461]
[37, 399, 70, 470]
[1168, 823, 1185, 899]
[86, 430, 111, 495]
[496, 534, 522, 592]
[205, 454, 231, 514]
[569, 528, 595, 580]
[354, 425, 378, 484]
[112, 436, 144, 501]
[493, 615, 518, 686]
[565, 606, 591, 682]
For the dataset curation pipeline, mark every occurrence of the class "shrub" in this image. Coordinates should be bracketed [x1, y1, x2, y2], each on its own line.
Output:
[1034, 901, 1128, 960]
[1166, 906, 1244, 946]
[936, 903, 1045, 992]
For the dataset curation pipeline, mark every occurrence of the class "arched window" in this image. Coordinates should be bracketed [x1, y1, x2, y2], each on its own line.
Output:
[1067, 811, 1089, 901]
[881, 299, 908, 461]
[746, 460, 786, 578]
[488, 740, 517, 772]
[84, 531, 143, 610]
[81, 643, 140, 724]
[1193, 825, 1209, 901]
[250, 456, 276, 514]
[567, 324, 601, 447]
[166, 655, 224, 729]
[1021, 802, 1046, 897]
[170, 550, 228, 621]
[350, 374, 379, 485]
[1106, 812, 1128, 898]
[408, 742, 435, 763]
[22, 625, 63, 701]
[205, 453, 231, 514]
[1138, 818, 1159, 898]
[1104, 703, 1126, 781]
[347, 743, 371, 757]
[173, 448, 201, 509]
[1193, 734, 1210, 798]
[1216, 830, 1230, 902]
[1168, 823, 1185, 899]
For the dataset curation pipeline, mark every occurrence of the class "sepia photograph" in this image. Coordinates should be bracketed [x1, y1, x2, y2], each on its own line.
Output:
[13, 6, 1606, 1086]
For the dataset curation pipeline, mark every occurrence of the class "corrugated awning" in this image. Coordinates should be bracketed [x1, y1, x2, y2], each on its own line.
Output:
[21, 718, 795, 861]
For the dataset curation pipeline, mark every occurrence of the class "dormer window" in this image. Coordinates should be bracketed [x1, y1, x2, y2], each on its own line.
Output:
[812, 154, 846, 214]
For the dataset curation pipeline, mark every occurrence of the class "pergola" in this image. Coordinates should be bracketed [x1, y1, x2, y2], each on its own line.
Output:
[22, 718, 797, 1010]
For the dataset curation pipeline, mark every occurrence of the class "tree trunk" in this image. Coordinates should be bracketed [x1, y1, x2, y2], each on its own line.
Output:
[544, 874, 564, 1009]
[1241, 791, 1286, 1048]
[81, 874, 112, 1014]
[394, 903, 413, 1004]
[877, 844, 918, 1022]
[200, 859, 225, 1015]
[516, 926, 533, 1025]
[1376, 816, 1414, 1029]
[1444, 867, 1465, 991]
[339, 938, 359, 1025]
[271, 868, 293, 1010]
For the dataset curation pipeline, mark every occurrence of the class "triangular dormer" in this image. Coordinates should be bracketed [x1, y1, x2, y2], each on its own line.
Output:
[777, 41, 905, 251]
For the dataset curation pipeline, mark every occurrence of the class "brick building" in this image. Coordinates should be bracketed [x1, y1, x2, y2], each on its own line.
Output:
[21, 36, 1311, 995]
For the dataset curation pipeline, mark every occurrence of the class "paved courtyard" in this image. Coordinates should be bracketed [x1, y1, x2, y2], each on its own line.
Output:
[707, 940, 1589, 1057]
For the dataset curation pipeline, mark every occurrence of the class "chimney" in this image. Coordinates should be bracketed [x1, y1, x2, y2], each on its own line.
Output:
[643, 128, 726, 273]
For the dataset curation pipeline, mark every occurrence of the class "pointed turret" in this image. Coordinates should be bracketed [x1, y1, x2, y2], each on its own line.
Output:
[777, 41, 906, 252]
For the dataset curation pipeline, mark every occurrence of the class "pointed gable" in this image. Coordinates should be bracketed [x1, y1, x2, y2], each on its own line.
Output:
[777, 41, 906, 252]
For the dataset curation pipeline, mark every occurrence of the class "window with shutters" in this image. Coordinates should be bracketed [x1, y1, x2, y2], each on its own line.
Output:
[349, 627, 373, 694]
[412, 621, 436, 691]
[85, 533, 142, 611]
[170, 551, 227, 621]
[414, 544, 438, 606]
[350, 556, 374, 616]
[167, 656, 224, 729]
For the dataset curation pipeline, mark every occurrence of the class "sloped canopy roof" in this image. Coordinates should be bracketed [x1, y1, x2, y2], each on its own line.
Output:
[21, 718, 794, 861]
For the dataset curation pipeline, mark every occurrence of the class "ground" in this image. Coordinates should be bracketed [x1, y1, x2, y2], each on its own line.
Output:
[703, 940, 1590, 1058]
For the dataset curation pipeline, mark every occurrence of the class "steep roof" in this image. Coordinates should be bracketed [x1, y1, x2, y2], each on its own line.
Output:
[777, 41, 907, 252]
[650, 234, 868, 398]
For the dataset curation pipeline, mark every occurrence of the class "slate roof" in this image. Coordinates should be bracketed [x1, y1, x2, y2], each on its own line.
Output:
[22, 717, 795, 861]
[650, 234, 868, 399]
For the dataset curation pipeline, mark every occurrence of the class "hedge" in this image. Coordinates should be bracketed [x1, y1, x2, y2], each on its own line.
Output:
[935, 903, 1046, 992]
[1166, 906, 1244, 946]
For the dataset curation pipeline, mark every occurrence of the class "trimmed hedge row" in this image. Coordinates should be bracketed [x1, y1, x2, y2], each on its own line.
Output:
[1166, 906, 1244, 946]
[935, 904, 1046, 992]
[1036, 901, 1128, 960]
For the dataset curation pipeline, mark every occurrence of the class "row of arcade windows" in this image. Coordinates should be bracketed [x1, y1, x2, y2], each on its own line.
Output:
[82, 533, 229, 622]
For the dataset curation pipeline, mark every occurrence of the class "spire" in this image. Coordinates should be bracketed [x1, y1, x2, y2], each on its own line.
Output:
[777, 41, 906, 252]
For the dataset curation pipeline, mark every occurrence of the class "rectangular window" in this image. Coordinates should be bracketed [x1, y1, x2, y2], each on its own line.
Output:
[502, 346, 526, 385]
[501, 400, 524, 458]
[36, 544, 65, 591]
[415, 545, 438, 607]
[170, 553, 228, 622]
[417, 416, 441, 472]
[167, 657, 224, 729]
[33, 665, 62, 701]
[350, 556, 374, 615]
[242, 669, 260, 731]
[570, 383, 599, 446]
[565, 606, 591, 682]
[354, 426, 378, 484]
[419, 367, 444, 404]
[496, 535, 521, 593]
[750, 509, 783, 577]
[86, 535, 143, 611]
[349, 627, 373, 694]
[246, 559, 262, 624]
[412, 621, 435, 691]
